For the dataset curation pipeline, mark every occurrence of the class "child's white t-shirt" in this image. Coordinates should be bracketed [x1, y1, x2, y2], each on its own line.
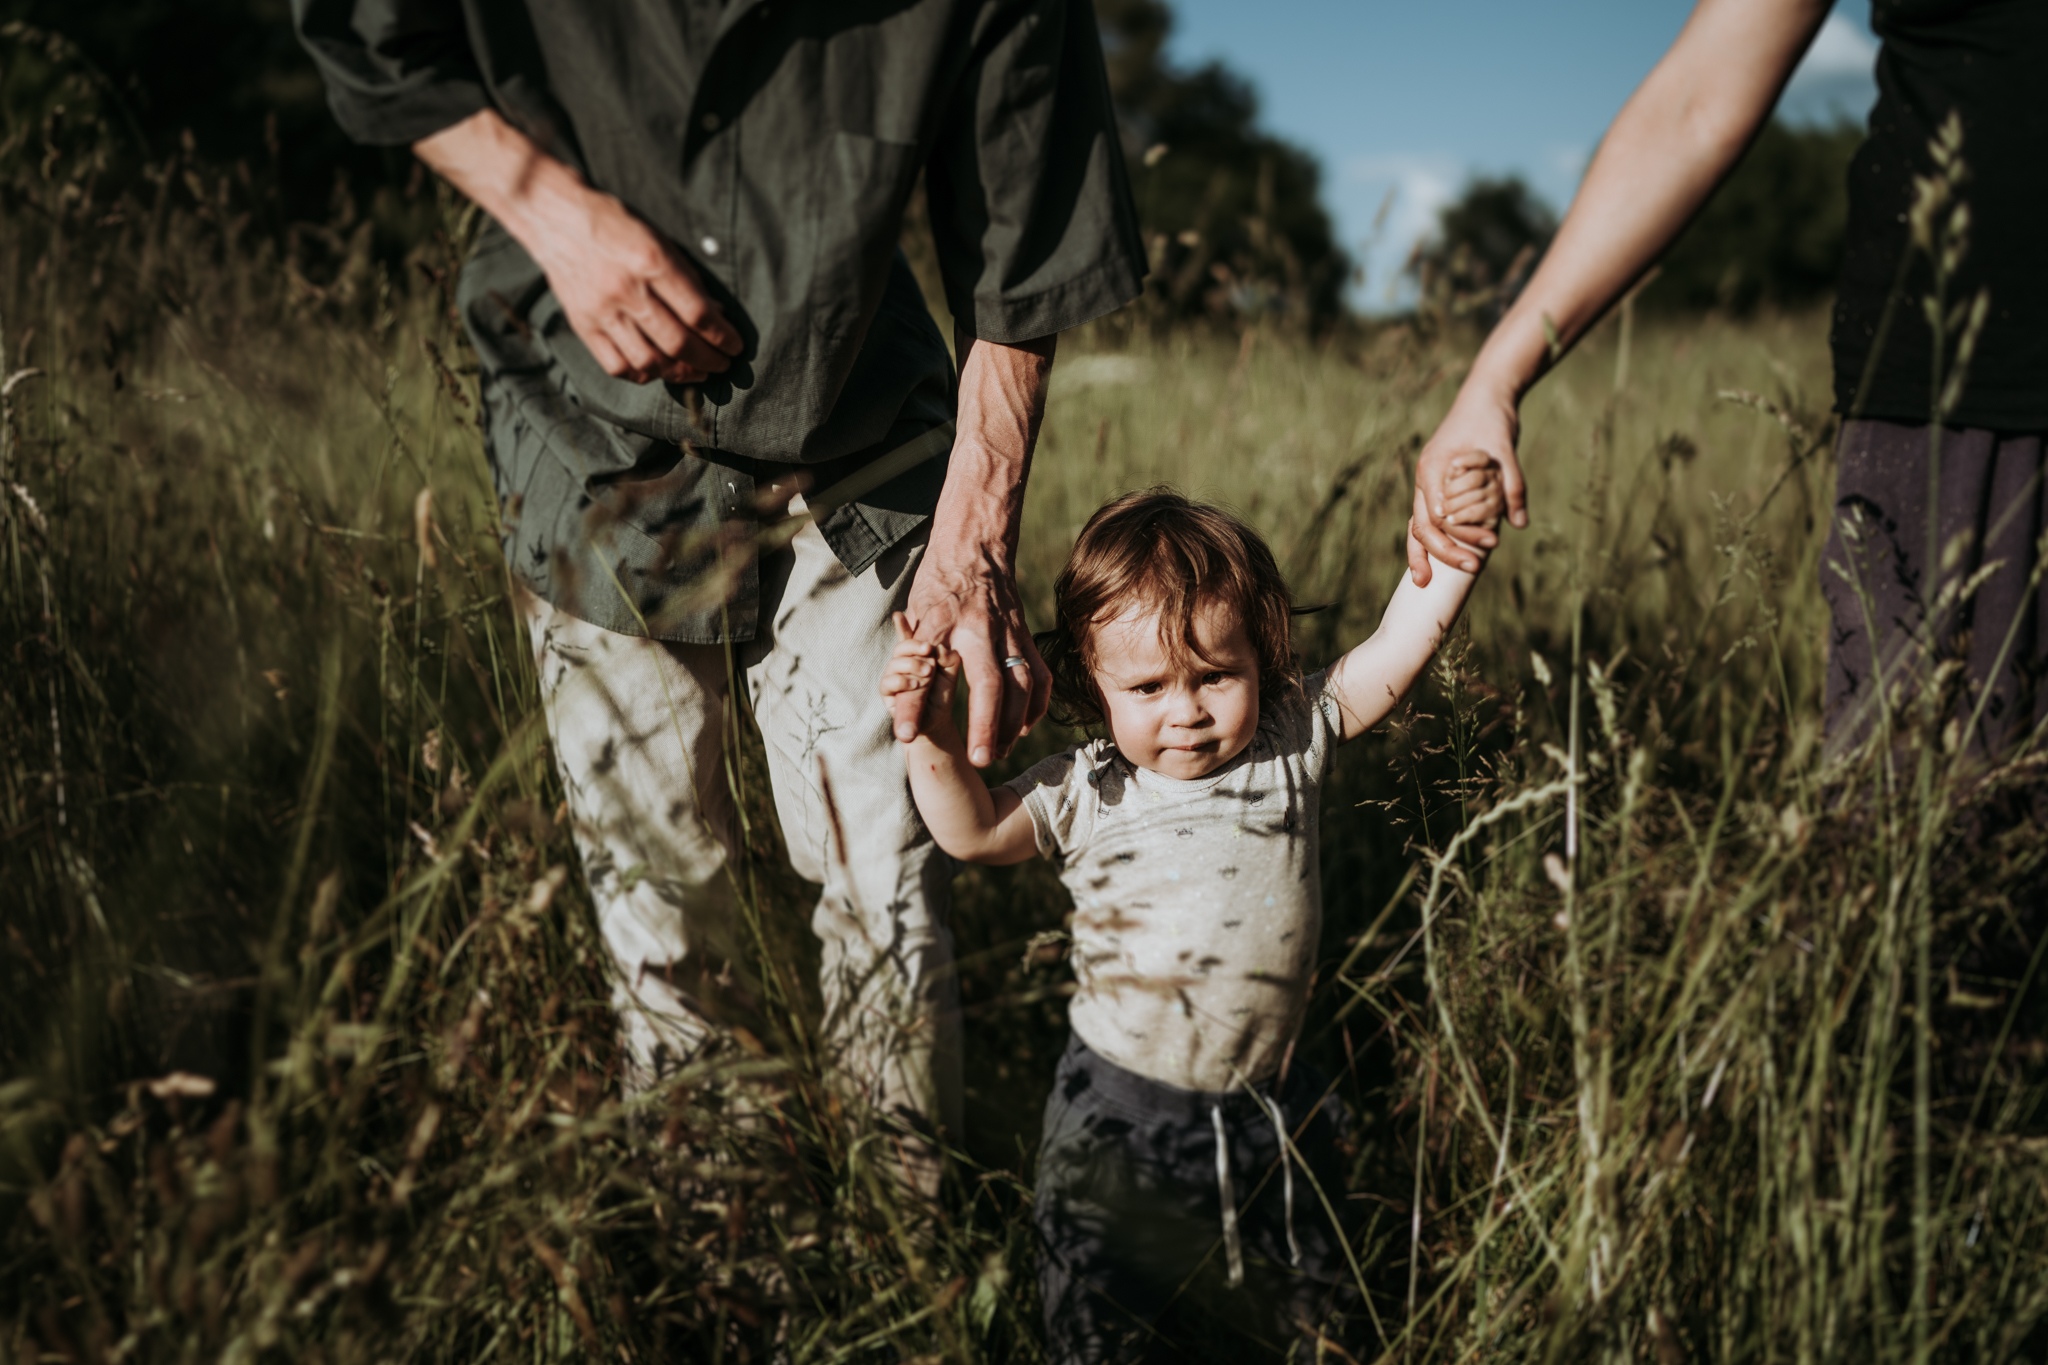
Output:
[1003, 671, 1342, 1093]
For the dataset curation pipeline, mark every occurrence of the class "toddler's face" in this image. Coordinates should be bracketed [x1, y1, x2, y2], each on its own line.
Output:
[1089, 599, 1260, 781]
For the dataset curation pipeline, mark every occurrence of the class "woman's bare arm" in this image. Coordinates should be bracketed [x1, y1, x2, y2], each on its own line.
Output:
[1408, 0, 1833, 584]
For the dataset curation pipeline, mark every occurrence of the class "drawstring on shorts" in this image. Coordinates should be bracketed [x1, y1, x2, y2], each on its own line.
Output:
[1257, 1093, 1303, 1268]
[1211, 1104, 1244, 1287]
[1211, 1090, 1303, 1289]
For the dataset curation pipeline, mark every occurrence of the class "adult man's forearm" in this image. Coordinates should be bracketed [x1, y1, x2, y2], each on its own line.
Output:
[894, 331, 1057, 764]
[414, 110, 585, 251]
[937, 330, 1057, 562]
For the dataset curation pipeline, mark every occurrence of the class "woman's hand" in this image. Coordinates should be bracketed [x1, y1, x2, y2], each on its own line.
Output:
[1402, 0, 1835, 587]
[1409, 379, 1524, 585]
[1442, 449, 1509, 534]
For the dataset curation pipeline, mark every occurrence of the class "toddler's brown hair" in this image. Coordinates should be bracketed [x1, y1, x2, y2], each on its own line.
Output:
[1034, 488, 1298, 727]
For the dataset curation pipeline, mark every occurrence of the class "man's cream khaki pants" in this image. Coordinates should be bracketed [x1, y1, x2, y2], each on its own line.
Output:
[521, 517, 960, 1152]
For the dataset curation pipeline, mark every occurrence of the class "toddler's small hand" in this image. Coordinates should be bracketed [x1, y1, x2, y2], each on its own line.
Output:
[881, 612, 962, 744]
[1440, 451, 1507, 552]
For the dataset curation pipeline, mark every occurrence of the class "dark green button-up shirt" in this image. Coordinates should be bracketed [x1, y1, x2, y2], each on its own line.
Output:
[294, 0, 1145, 641]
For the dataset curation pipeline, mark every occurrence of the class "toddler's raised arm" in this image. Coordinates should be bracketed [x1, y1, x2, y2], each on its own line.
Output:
[1325, 453, 1503, 742]
[881, 615, 1043, 865]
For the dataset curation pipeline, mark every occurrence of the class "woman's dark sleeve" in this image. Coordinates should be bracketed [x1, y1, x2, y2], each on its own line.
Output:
[290, 0, 490, 146]
[924, 0, 1148, 343]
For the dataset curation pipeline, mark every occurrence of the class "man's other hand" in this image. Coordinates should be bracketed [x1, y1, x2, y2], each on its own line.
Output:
[539, 193, 744, 384]
[414, 109, 743, 385]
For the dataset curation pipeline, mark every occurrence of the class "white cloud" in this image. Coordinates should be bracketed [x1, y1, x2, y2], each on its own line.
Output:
[1343, 154, 1461, 308]
[1781, 12, 1878, 122]
[1796, 12, 1879, 82]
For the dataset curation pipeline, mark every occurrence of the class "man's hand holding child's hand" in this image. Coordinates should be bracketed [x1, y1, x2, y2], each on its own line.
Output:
[883, 613, 964, 748]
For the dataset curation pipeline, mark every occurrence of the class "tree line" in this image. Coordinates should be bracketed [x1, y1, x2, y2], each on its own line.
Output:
[0, 0, 1862, 326]
[1409, 119, 1864, 321]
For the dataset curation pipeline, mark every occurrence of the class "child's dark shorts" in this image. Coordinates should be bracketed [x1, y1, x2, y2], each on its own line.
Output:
[1033, 1034, 1356, 1364]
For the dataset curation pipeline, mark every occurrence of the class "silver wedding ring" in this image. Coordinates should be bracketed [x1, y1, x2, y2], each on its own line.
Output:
[1002, 655, 1030, 671]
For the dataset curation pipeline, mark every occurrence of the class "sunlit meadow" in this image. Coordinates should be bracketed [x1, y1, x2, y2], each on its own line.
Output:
[5, 45, 2047, 1365]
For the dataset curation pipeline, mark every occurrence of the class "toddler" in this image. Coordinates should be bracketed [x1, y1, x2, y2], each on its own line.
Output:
[882, 460, 1502, 1360]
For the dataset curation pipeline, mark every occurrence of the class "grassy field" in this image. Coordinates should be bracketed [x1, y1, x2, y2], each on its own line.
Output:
[5, 109, 2048, 1364]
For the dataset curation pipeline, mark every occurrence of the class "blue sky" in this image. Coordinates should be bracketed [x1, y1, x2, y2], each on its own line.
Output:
[1160, 0, 1881, 309]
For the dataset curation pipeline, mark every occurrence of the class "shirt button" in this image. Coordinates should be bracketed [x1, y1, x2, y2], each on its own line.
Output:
[700, 112, 721, 132]
[700, 236, 721, 257]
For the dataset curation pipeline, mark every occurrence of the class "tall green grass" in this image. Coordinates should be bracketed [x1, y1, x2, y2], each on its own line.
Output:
[4, 55, 2047, 1363]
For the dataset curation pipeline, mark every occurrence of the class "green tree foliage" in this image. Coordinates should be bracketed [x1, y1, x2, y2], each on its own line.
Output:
[1647, 118, 1862, 313]
[14, 0, 1353, 327]
[2, 0, 403, 224]
[1410, 119, 1861, 321]
[1094, 0, 1349, 327]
